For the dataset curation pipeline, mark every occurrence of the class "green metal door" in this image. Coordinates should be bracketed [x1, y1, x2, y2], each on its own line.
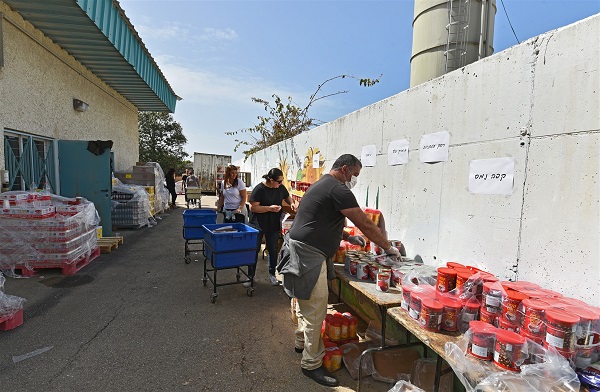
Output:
[58, 140, 112, 236]
[3, 134, 56, 192]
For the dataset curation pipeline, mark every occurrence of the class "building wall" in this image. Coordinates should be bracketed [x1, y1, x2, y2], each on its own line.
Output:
[238, 15, 600, 304]
[0, 2, 139, 172]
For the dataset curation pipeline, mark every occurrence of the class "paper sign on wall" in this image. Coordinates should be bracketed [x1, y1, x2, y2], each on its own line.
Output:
[361, 145, 377, 167]
[388, 139, 409, 166]
[419, 131, 449, 163]
[312, 154, 319, 168]
[468, 157, 516, 195]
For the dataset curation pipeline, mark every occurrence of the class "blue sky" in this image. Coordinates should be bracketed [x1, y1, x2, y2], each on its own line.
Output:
[119, 0, 599, 163]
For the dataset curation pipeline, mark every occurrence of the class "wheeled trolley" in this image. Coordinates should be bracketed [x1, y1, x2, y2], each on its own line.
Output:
[200, 223, 259, 303]
[182, 209, 217, 264]
[185, 186, 203, 209]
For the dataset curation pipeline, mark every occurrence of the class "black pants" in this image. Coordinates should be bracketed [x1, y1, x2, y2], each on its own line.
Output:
[168, 188, 176, 205]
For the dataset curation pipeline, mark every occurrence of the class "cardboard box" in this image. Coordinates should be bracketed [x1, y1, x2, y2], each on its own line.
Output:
[132, 165, 158, 175]
[372, 347, 421, 383]
[410, 358, 453, 392]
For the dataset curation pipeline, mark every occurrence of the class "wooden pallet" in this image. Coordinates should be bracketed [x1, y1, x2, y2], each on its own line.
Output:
[97, 236, 124, 253]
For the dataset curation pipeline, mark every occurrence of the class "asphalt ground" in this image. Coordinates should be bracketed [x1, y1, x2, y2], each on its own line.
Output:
[0, 195, 391, 392]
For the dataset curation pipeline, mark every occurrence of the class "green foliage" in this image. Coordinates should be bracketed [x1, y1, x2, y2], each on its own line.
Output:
[226, 74, 382, 160]
[138, 112, 189, 173]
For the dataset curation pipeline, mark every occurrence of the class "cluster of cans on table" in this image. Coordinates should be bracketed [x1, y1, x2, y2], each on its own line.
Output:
[402, 261, 600, 373]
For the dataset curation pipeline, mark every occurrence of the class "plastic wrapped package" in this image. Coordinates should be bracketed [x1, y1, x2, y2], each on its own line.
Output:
[388, 380, 426, 392]
[0, 191, 100, 271]
[140, 162, 169, 213]
[341, 341, 377, 380]
[0, 274, 26, 318]
[444, 325, 580, 392]
[111, 181, 154, 228]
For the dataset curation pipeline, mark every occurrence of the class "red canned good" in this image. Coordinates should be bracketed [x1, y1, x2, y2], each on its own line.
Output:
[409, 291, 423, 320]
[455, 270, 475, 293]
[545, 308, 580, 351]
[441, 296, 463, 332]
[460, 300, 481, 332]
[468, 320, 497, 360]
[480, 306, 499, 326]
[401, 284, 413, 311]
[482, 282, 503, 314]
[520, 328, 545, 346]
[498, 316, 519, 332]
[376, 269, 391, 292]
[494, 329, 527, 371]
[564, 305, 599, 346]
[446, 262, 465, 269]
[436, 267, 457, 293]
[481, 273, 499, 283]
[419, 298, 444, 331]
[349, 259, 358, 276]
[367, 263, 379, 282]
[501, 290, 529, 324]
[391, 268, 403, 287]
[520, 298, 550, 336]
[356, 261, 369, 281]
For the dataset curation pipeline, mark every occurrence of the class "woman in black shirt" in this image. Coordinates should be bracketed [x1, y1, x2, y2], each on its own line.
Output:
[249, 168, 295, 286]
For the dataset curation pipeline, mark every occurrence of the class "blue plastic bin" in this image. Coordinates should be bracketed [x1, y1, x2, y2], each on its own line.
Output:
[201, 223, 259, 252]
[205, 245, 256, 268]
[183, 209, 217, 240]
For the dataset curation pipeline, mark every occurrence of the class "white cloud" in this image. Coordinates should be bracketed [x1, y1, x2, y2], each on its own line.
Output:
[199, 27, 239, 42]
[154, 55, 299, 107]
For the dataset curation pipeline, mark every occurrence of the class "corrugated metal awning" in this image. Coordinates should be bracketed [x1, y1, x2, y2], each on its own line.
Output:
[4, 0, 178, 112]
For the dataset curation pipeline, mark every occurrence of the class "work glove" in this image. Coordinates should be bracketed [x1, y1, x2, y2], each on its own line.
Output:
[385, 246, 400, 258]
[347, 235, 366, 247]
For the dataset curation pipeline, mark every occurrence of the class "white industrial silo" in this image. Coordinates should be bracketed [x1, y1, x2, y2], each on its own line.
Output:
[410, 0, 496, 87]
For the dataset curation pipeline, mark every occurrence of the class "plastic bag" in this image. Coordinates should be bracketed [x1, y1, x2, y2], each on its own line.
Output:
[340, 341, 376, 380]
[388, 380, 425, 392]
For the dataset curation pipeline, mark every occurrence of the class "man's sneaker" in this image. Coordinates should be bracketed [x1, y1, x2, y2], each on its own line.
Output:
[242, 281, 252, 288]
[269, 274, 279, 286]
[301, 366, 338, 387]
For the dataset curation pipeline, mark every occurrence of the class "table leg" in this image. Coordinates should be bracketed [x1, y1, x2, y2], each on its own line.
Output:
[433, 355, 442, 392]
[379, 305, 387, 349]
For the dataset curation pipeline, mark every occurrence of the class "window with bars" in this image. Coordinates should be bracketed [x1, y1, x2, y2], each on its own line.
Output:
[3, 131, 56, 192]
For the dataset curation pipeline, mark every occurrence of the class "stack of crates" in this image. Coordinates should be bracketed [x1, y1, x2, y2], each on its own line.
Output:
[143, 186, 156, 216]
[183, 209, 217, 240]
[201, 223, 259, 268]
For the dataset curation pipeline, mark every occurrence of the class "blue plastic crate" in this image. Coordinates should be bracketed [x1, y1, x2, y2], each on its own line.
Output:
[183, 209, 217, 240]
[201, 223, 259, 252]
[205, 246, 256, 268]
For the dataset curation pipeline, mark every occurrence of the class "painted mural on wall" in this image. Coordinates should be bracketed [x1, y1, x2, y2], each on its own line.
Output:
[277, 147, 325, 188]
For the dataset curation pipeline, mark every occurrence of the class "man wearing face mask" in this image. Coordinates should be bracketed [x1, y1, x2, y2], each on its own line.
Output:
[282, 154, 400, 387]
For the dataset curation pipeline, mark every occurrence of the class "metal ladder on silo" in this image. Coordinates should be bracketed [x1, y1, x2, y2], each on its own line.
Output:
[445, 0, 471, 72]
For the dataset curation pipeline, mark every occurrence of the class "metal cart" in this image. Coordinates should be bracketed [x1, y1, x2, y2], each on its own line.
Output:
[182, 209, 217, 264]
[202, 243, 256, 303]
[200, 223, 259, 303]
[185, 186, 203, 209]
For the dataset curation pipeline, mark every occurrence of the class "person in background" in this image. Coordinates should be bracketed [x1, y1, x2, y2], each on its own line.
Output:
[165, 168, 177, 208]
[280, 154, 400, 387]
[186, 169, 200, 206]
[216, 165, 247, 223]
[181, 168, 189, 205]
[249, 168, 295, 286]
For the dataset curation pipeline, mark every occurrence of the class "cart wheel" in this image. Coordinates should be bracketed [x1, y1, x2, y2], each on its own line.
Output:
[236, 274, 241, 282]
[202, 278, 208, 286]
[210, 294, 218, 303]
[185, 256, 191, 264]
[247, 288, 254, 297]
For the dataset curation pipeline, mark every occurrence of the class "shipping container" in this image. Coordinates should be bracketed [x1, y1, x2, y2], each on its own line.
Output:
[193, 153, 232, 194]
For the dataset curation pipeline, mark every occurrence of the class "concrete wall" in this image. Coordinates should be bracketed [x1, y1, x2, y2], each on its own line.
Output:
[0, 2, 139, 173]
[238, 15, 600, 304]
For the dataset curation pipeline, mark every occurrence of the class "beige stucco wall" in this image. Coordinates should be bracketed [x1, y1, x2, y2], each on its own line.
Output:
[0, 2, 139, 172]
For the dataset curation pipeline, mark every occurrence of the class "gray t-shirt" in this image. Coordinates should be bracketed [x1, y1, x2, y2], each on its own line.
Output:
[289, 174, 359, 257]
